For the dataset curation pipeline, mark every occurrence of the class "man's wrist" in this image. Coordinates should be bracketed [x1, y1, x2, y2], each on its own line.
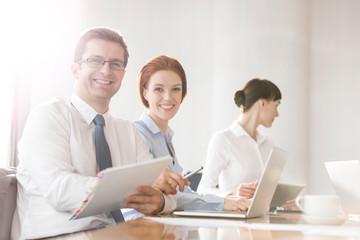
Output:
[159, 193, 177, 214]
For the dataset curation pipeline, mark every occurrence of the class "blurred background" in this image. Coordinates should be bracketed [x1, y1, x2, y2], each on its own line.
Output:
[1, 0, 359, 194]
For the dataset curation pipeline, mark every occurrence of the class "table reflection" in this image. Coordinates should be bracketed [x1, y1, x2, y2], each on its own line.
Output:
[85, 218, 297, 240]
[86, 219, 172, 239]
[45, 212, 360, 240]
[198, 227, 253, 240]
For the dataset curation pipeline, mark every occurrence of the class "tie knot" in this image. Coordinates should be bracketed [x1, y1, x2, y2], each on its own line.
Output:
[93, 114, 105, 126]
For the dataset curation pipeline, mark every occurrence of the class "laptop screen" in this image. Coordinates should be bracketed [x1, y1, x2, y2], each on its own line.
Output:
[246, 147, 288, 218]
[325, 160, 360, 214]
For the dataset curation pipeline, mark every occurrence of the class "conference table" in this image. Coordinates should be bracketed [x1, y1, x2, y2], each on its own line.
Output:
[44, 212, 360, 240]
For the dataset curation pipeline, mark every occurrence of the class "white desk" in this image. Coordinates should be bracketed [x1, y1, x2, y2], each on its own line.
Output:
[43, 213, 360, 240]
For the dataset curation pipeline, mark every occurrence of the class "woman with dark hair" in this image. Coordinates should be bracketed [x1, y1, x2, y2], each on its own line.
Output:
[134, 55, 251, 212]
[198, 78, 282, 199]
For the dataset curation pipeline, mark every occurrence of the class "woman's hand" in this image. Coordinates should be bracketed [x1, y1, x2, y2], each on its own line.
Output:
[235, 180, 258, 199]
[224, 197, 252, 211]
[153, 169, 190, 195]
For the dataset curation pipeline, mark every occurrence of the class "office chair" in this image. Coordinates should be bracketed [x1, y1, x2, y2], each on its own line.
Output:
[186, 172, 203, 191]
[0, 167, 17, 240]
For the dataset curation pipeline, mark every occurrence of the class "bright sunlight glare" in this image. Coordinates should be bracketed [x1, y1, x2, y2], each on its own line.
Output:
[0, 0, 82, 166]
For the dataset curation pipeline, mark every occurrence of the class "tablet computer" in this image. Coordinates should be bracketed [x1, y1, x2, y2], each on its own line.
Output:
[270, 183, 305, 208]
[71, 155, 172, 220]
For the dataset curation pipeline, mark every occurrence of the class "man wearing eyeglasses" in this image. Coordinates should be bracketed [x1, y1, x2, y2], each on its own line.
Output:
[14, 27, 186, 240]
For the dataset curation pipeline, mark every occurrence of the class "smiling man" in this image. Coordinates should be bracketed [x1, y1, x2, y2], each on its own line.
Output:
[14, 28, 183, 240]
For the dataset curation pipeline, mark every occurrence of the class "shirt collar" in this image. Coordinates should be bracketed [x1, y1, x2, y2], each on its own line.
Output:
[230, 121, 248, 137]
[70, 93, 110, 125]
[139, 112, 174, 136]
[230, 121, 266, 144]
[256, 130, 266, 145]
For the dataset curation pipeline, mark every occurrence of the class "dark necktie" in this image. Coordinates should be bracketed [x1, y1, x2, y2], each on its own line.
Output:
[93, 114, 125, 223]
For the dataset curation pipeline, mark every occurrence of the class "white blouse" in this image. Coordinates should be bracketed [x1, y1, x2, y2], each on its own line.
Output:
[197, 121, 274, 197]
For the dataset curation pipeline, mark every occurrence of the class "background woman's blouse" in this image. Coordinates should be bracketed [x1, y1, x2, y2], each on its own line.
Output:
[197, 121, 274, 197]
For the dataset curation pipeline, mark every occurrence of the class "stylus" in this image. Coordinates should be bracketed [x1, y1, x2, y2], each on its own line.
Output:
[183, 166, 203, 180]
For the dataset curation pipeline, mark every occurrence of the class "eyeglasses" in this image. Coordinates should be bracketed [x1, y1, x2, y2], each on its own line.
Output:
[77, 58, 125, 70]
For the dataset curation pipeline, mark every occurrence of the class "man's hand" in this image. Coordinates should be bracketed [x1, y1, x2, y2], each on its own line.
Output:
[124, 186, 165, 215]
[153, 169, 190, 195]
[223, 197, 251, 211]
[236, 180, 258, 199]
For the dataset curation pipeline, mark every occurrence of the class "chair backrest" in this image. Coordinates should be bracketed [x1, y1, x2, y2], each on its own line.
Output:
[0, 167, 17, 240]
[187, 172, 202, 191]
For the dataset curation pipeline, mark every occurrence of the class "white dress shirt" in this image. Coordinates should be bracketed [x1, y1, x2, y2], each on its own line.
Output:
[197, 121, 274, 197]
[15, 94, 175, 240]
[135, 112, 225, 211]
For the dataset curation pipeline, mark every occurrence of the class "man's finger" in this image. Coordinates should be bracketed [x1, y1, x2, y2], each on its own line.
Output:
[125, 186, 165, 215]
[137, 186, 158, 195]
[126, 186, 158, 202]
[126, 193, 151, 203]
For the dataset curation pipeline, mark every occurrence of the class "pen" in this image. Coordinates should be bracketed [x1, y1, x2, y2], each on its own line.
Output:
[183, 166, 203, 180]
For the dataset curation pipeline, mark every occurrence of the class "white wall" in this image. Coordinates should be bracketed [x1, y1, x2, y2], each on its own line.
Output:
[309, 0, 360, 193]
[210, 0, 309, 186]
[10, 0, 360, 194]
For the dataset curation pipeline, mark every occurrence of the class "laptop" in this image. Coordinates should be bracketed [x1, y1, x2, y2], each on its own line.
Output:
[173, 147, 288, 219]
[325, 160, 360, 214]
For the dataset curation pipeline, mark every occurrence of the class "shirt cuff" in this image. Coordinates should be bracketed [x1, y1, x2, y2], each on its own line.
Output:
[159, 193, 177, 214]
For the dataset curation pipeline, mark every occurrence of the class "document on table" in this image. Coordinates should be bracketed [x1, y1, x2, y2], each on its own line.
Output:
[70, 156, 171, 220]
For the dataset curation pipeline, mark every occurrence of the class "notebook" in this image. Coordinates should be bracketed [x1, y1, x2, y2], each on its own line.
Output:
[70, 155, 172, 220]
[173, 146, 288, 219]
[325, 160, 360, 214]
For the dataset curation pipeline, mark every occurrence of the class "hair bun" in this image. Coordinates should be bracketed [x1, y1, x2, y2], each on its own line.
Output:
[234, 90, 245, 108]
